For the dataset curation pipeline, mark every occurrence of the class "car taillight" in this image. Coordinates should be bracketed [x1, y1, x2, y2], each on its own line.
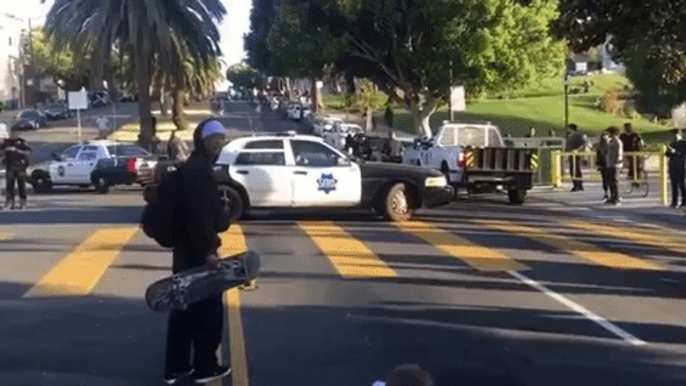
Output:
[458, 152, 466, 168]
[127, 157, 138, 172]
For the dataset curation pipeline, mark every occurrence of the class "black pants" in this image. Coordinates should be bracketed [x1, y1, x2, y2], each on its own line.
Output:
[569, 156, 583, 190]
[606, 168, 619, 202]
[599, 167, 608, 194]
[165, 295, 224, 375]
[5, 168, 27, 201]
[627, 156, 642, 182]
[670, 167, 686, 206]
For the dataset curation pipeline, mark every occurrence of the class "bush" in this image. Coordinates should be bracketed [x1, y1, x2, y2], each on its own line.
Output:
[600, 88, 622, 115]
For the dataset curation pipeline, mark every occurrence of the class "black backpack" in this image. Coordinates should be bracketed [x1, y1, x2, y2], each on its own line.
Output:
[141, 166, 182, 248]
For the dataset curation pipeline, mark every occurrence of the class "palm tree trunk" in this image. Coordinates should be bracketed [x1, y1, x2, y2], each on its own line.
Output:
[135, 51, 153, 148]
[172, 86, 188, 131]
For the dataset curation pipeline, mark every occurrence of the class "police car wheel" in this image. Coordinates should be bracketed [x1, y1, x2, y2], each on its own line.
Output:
[32, 175, 52, 194]
[95, 176, 110, 194]
[380, 183, 415, 222]
[218, 185, 245, 222]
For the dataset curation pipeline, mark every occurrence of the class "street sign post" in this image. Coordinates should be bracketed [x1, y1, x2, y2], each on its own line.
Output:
[68, 89, 89, 144]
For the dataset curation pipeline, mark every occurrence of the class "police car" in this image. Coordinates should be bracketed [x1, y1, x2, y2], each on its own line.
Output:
[214, 133, 454, 222]
[28, 141, 157, 194]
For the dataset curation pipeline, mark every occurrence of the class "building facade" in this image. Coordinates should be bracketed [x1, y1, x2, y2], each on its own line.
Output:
[0, 15, 24, 109]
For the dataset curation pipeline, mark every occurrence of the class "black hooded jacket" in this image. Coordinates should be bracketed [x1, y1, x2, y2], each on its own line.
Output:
[172, 123, 230, 273]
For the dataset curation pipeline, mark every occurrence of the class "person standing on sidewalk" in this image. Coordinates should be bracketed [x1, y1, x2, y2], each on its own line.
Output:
[620, 122, 644, 188]
[566, 124, 588, 192]
[1, 130, 31, 210]
[666, 132, 686, 208]
[596, 131, 610, 202]
[164, 119, 231, 385]
[605, 126, 624, 206]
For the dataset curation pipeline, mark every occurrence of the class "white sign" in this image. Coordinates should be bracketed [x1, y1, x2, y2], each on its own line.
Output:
[68, 91, 89, 110]
[575, 62, 588, 73]
[316, 81, 324, 89]
[450, 86, 466, 112]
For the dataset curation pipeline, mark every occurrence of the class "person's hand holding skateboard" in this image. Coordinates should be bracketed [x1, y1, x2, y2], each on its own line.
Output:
[206, 254, 220, 271]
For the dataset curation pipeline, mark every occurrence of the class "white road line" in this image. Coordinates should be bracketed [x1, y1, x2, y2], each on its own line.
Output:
[508, 270, 647, 346]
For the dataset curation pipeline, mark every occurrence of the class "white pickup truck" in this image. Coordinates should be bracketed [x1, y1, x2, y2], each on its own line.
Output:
[404, 122, 536, 204]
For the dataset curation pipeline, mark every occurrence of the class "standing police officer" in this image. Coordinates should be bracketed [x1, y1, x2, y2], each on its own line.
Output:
[666, 132, 686, 208]
[1, 130, 31, 210]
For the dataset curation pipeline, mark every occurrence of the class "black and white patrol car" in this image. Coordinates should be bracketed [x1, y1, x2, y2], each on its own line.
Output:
[27, 141, 157, 194]
[213, 134, 454, 221]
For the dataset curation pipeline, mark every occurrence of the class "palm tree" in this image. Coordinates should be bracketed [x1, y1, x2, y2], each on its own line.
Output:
[44, 0, 225, 146]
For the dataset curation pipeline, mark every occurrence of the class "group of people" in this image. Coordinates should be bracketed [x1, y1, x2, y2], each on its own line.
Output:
[566, 122, 644, 206]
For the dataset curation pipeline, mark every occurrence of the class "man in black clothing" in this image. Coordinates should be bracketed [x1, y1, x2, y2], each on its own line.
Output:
[1, 130, 31, 209]
[667, 133, 686, 208]
[620, 122, 644, 187]
[164, 119, 231, 385]
[565, 124, 588, 191]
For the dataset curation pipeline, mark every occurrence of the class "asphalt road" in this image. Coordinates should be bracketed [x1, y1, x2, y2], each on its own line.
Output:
[1, 103, 685, 386]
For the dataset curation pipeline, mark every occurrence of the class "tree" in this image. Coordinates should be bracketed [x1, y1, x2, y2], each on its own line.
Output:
[554, 0, 686, 114]
[355, 80, 382, 132]
[45, 0, 225, 147]
[318, 0, 564, 137]
[31, 29, 90, 91]
[226, 64, 265, 91]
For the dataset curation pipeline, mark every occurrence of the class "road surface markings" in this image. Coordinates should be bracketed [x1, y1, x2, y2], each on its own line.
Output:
[566, 220, 686, 256]
[298, 221, 397, 278]
[24, 227, 138, 297]
[483, 221, 664, 271]
[0, 232, 12, 241]
[219, 226, 249, 386]
[396, 221, 529, 272]
[508, 270, 647, 346]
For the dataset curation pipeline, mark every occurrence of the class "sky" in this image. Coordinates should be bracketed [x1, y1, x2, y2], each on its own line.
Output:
[5, 0, 251, 66]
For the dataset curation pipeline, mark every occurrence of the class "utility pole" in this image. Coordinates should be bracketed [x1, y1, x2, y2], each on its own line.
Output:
[448, 57, 454, 122]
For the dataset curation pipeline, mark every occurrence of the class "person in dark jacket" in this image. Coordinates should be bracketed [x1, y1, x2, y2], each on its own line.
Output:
[620, 122, 644, 187]
[164, 119, 231, 385]
[1, 130, 31, 209]
[666, 133, 686, 208]
[565, 124, 588, 191]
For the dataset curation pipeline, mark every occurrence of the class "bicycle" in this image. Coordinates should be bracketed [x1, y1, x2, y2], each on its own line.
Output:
[622, 156, 649, 198]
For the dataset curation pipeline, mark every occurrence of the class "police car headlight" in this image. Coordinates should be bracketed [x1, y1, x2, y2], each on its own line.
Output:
[425, 176, 447, 187]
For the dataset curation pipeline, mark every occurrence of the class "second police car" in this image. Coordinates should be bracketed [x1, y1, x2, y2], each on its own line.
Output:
[27, 141, 156, 193]
[213, 133, 454, 222]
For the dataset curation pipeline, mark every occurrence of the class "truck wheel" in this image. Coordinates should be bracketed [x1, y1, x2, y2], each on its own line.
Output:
[508, 189, 527, 205]
[219, 184, 245, 222]
[94, 176, 110, 194]
[32, 173, 52, 194]
[379, 183, 416, 222]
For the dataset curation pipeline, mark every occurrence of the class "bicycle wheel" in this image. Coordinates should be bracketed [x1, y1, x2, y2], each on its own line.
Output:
[622, 168, 635, 195]
[641, 171, 649, 198]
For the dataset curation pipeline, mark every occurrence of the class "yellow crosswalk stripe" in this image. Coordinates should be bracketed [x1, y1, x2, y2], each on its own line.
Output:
[299, 221, 397, 278]
[396, 221, 529, 272]
[219, 226, 249, 386]
[0, 232, 12, 241]
[566, 220, 686, 256]
[24, 227, 139, 297]
[483, 221, 664, 271]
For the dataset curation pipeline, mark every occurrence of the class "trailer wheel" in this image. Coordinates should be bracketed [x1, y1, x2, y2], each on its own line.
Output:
[508, 189, 527, 205]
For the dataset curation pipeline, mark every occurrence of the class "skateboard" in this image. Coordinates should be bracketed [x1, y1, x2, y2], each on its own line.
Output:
[145, 251, 261, 312]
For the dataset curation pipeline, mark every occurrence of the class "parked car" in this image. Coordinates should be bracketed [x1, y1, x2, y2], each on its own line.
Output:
[42, 102, 73, 120]
[312, 117, 344, 136]
[323, 123, 364, 150]
[12, 109, 47, 130]
[288, 104, 312, 121]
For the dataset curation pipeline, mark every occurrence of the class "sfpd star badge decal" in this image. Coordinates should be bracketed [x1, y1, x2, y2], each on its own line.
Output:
[317, 173, 338, 194]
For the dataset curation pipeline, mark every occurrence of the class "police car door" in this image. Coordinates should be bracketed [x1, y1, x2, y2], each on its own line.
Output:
[49, 145, 81, 184]
[229, 139, 291, 207]
[71, 145, 102, 184]
[288, 139, 361, 207]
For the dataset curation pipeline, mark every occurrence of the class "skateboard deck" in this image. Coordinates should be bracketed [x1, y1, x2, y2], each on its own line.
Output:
[145, 251, 261, 312]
